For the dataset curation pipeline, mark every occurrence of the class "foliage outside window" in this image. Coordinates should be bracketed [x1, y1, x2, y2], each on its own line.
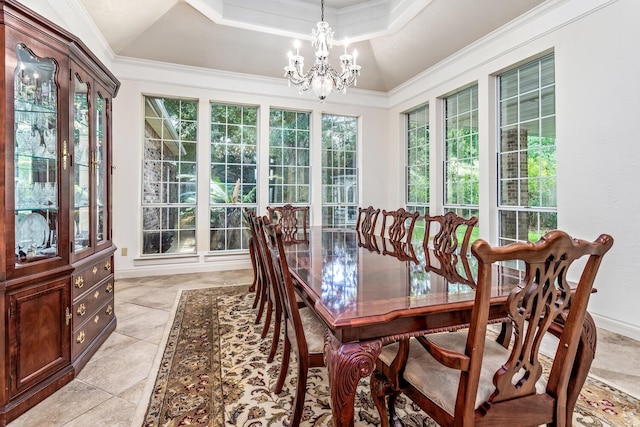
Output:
[210, 103, 258, 251]
[321, 114, 358, 227]
[444, 85, 479, 240]
[269, 109, 311, 206]
[142, 96, 197, 255]
[498, 54, 557, 246]
[406, 104, 429, 241]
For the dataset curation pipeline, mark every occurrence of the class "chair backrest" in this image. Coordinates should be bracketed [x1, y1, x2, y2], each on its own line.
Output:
[267, 204, 309, 243]
[356, 206, 380, 235]
[244, 209, 263, 280]
[464, 230, 613, 418]
[246, 210, 279, 294]
[424, 211, 478, 254]
[263, 219, 310, 354]
[380, 208, 420, 242]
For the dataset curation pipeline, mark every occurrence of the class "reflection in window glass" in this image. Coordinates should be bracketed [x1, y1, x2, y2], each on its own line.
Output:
[321, 114, 358, 228]
[142, 96, 197, 255]
[210, 103, 258, 251]
[498, 54, 556, 247]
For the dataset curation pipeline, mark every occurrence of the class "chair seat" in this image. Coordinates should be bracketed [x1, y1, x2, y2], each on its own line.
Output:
[379, 332, 547, 416]
[288, 306, 325, 354]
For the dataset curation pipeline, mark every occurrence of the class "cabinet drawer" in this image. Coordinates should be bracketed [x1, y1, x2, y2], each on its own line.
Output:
[72, 256, 114, 299]
[71, 298, 115, 360]
[72, 276, 114, 327]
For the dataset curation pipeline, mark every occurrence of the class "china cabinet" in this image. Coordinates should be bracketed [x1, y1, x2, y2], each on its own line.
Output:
[0, 1, 119, 424]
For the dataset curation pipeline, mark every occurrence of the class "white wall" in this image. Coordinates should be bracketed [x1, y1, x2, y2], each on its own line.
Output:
[386, 0, 640, 340]
[21, 0, 640, 339]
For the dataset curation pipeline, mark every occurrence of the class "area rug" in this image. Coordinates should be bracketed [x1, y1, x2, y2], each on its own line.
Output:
[142, 287, 640, 427]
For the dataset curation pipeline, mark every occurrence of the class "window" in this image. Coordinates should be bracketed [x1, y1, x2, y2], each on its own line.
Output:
[321, 114, 358, 227]
[210, 103, 258, 251]
[268, 109, 311, 205]
[444, 85, 479, 226]
[498, 54, 556, 245]
[406, 104, 429, 241]
[142, 96, 197, 255]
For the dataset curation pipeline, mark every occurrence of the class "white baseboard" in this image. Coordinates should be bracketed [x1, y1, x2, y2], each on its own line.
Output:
[114, 258, 252, 279]
[591, 312, 640, 342]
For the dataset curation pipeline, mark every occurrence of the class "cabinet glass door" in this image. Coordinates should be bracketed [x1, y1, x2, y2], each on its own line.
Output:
[96, 92, 107, 245]
[14, 44, 59, 263]
[73, 75, 90, 253]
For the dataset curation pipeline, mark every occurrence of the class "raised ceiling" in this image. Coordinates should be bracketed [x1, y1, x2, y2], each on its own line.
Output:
[79, 0, 547, 92]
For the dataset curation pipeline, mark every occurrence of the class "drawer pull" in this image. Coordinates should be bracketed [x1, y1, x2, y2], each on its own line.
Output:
[106, 282, 113, 293]
[93, 266, 98, 274]
[75, 276, 84, 289]
[77, 304, 86, 316]
[76, 331, 85, 344]
[106, 305, 113, 315]
[104, 260, 111, 270]
[94, 315, 100, 323]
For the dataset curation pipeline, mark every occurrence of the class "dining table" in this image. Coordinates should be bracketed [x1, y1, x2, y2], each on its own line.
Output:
[283, 226, 598, 427]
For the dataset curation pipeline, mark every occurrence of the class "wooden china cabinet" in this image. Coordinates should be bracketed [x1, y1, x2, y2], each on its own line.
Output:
[0, 1, 119, 424]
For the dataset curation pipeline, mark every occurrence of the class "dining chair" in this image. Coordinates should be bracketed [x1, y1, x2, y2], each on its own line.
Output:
[380, 208, 420, 242]
[267, 204, 310, 243]
[424, 211, 478, 255]
[356, 205, 381, 235]
[263, 219, 327, 427]
[371, 229, 613, 427]
[248, 214, 284, 363]
[244, 209, 267, 323]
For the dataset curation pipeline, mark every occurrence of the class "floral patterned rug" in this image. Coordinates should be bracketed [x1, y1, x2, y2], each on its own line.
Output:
[143, 287, 640, 427]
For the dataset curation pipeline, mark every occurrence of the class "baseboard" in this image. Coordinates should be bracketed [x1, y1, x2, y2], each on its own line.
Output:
[591, 312, 640, 342]
[114, 258, 252, 279]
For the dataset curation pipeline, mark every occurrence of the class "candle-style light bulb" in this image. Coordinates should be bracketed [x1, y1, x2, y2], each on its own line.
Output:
[344, 38, 349, 54]
[293, 40, 301, 56]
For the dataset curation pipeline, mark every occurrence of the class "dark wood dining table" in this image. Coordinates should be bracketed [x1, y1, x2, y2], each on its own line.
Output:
[283, 227, 597, 427]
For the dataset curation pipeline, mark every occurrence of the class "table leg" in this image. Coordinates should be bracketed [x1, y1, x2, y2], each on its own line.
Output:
[324, 331, 382, 427]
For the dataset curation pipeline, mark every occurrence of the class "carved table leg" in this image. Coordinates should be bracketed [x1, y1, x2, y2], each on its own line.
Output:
[324, 330, 382, 427]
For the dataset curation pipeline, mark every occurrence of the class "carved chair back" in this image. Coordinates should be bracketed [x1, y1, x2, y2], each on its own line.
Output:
[424, 211, 478, 254]
[267, 204, 309, 243]
[244, 209, 267, 317]
[380, 208, 420, 242]
[356, 205, 380, 235]
[372, 230, 613, 427]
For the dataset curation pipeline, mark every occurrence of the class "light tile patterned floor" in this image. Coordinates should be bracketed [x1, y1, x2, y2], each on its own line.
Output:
[7, 269, 640, 426]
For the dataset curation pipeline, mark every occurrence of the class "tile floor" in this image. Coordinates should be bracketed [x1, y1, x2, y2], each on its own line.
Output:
[7, 269, 640, 426]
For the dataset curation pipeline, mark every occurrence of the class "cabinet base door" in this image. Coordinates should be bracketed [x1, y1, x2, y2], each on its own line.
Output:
[9, 278, 71, 396]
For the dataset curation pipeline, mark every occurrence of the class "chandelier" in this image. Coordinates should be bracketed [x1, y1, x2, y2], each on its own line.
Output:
[284, 0, 361, 101]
